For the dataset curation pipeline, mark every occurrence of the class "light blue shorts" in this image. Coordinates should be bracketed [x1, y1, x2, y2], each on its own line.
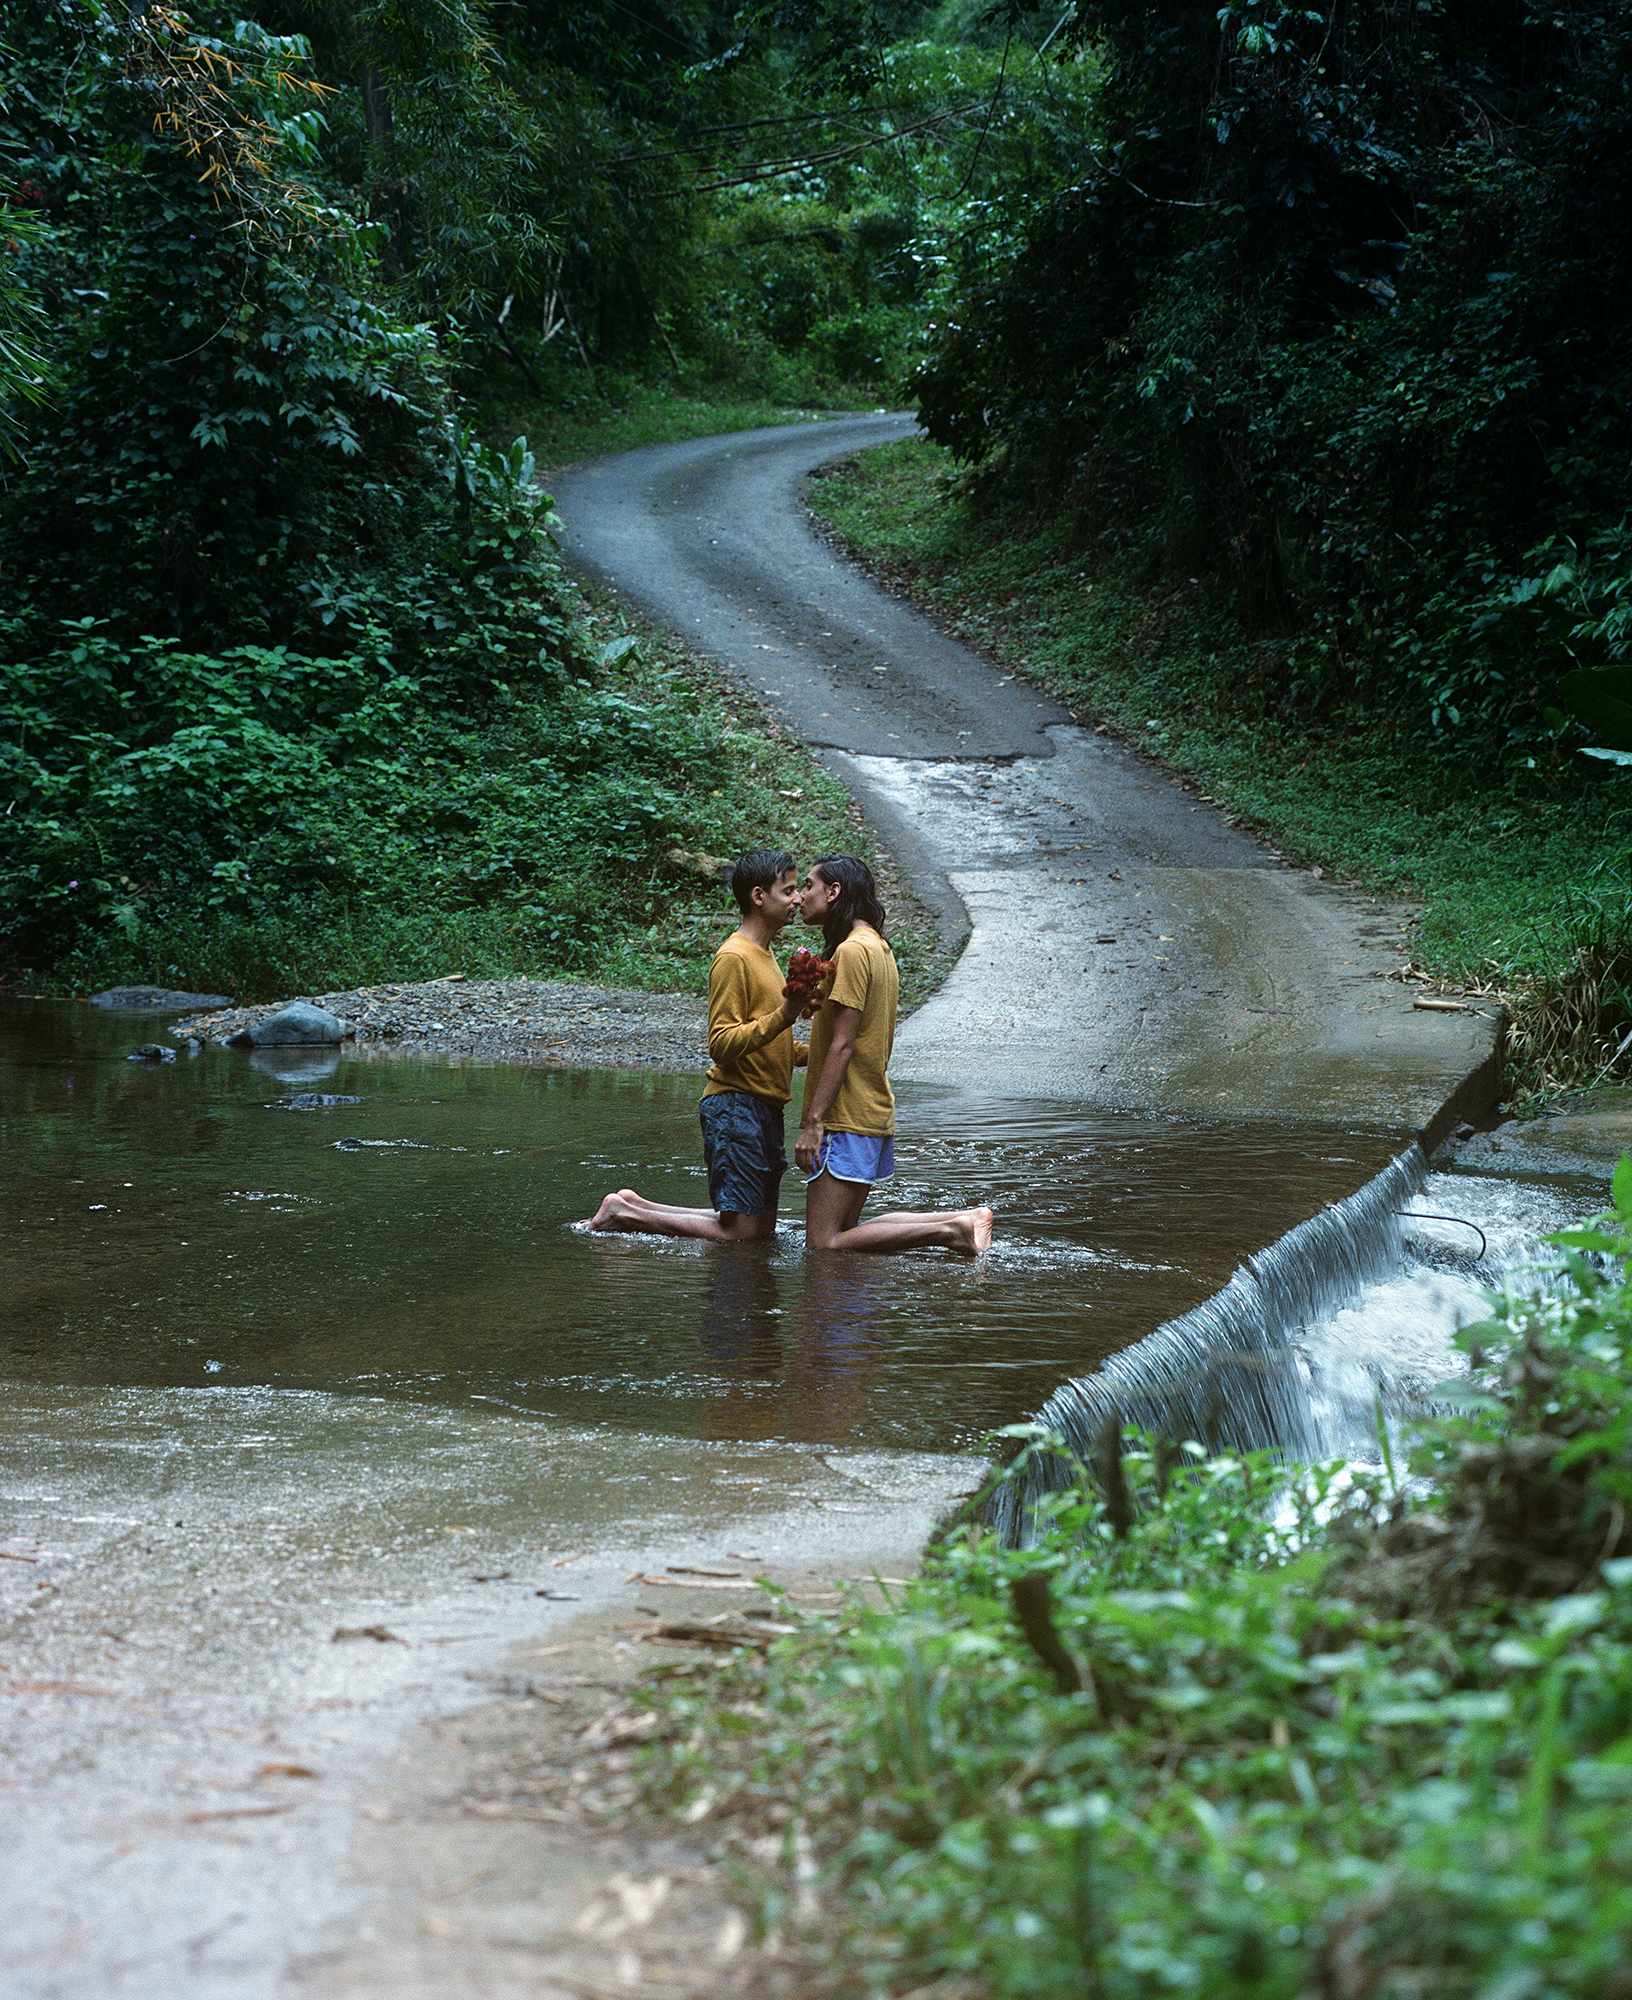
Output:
[807, 1129, 895, 1187]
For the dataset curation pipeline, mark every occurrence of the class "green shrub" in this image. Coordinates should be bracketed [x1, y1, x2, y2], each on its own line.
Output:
[0, 607, 752, 984]
[0, 5, 722, 993]
[912, 0, 1632, 762]
[634, 1165, 1632, 1996]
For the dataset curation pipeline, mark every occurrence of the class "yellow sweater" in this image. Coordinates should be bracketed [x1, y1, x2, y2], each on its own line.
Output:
[801, 923, 897, 1135]
[702, 932, 804, 1105]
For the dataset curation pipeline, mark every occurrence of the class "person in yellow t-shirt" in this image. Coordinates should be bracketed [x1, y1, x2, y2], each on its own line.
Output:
[795, 854, 994, 1255]
[585, 849, 808, 1242]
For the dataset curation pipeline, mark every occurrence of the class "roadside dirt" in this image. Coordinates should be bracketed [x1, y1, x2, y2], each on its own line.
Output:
[286, 1552, 921, 2000]
[1, 1380, 975, 2000]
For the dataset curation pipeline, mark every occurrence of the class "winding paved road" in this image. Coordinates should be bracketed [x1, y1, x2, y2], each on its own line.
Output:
[553, 416, 1498, 1141]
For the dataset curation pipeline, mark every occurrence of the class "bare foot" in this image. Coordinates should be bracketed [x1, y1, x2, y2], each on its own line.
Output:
[963, 1206, 995, 1255]
[587, 1192, 640, 1231]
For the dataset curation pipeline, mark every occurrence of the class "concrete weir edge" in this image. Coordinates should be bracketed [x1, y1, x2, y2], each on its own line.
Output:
[1418, 1018, 1507, 1158]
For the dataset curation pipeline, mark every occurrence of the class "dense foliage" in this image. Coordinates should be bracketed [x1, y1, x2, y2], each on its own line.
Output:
[913, 0, 1632, 770]
[808, 437, 1632, 1099]
[461, 0, 1105, 419]
[0, 0, 1100, 991]
[636, 1164, 1632, 1995]
[0, 3, 906, 992]
[7, 0, 1632, 996]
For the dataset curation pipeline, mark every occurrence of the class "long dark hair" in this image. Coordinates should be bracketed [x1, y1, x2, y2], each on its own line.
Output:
[812, 853, 887, 957]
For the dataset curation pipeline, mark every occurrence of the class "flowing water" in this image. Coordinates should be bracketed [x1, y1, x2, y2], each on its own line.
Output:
[4, 1000, 1429, 1455]
[992, 1144, 1606, 1533]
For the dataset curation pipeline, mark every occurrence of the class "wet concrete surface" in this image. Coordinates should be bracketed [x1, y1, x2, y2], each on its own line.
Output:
[552, 417, 1500, 1141]
[1, 1378, 977, 1997]
[1457, 1084, 1632, 1178]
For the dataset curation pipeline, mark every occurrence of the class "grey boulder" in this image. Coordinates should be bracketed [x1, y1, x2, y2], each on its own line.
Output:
[128, 1042, 176, 1062]
[227, 1003, 346, 1049]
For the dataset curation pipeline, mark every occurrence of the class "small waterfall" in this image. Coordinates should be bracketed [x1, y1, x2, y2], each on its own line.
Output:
[988, 1145, 1429, 1542]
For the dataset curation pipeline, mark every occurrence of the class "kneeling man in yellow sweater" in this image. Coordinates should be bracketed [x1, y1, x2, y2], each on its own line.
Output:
[585, 848, 807, 1242]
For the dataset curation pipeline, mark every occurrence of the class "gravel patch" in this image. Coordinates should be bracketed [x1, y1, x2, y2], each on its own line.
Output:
[172, 975, 707, 1072]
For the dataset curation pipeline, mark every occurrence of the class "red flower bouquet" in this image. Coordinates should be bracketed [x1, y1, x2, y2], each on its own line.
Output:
[782, 946, 835, 1013]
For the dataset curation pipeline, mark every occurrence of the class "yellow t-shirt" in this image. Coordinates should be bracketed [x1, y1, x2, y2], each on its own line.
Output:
[801, 923, 897, 1136]
[702, 932, 803, 1105]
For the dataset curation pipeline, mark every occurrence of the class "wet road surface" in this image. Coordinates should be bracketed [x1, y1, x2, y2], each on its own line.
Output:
[551, 416, 1498, 1138]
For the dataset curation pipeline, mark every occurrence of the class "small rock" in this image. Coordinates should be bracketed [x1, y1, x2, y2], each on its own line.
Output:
[128, 1043, 175, 1062]
[227, 1003, 346, 1048]
[93, 987, 233, 1011]
[333, 1138, 364, 1151]
[274, 1093, 362, 1109]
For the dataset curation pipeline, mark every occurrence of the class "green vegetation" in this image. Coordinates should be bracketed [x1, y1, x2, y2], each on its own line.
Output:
[0, 0, 968, 999]
[911, 0, 1632, 765]
[633, 1166, 1632, 1997]
[15, 577, 930, 1003]
[5, 0, 1631, 1052]
[884, 0, 1632, 1095]
[8, 0, 1632, 1965]
[453, 4, 1102, 435]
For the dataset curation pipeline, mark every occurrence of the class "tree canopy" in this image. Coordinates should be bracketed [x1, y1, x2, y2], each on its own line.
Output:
[914, 0, 1632, 758]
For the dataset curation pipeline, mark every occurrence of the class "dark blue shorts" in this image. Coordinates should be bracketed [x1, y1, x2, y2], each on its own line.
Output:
[699, 1090, 788, 1219]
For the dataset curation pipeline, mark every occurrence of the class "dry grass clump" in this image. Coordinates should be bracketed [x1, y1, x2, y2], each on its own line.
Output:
[1406, 857, 1632, 1101]
[1502, 936, 1632, 1098]
[1338, 1428, 1630, 1616]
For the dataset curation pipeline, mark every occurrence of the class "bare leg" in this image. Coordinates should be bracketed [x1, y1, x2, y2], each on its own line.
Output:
[803, 1170, 993, 1255]
[589, 1188, 679, 1225]
[583, 1188, 776, 1243]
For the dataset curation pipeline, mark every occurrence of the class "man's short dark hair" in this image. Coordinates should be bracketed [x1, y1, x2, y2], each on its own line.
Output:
[730, 848, 794, 914]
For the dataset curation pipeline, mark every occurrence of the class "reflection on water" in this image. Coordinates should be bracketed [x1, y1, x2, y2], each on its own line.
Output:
[246, 1046, 344, 1085]
[2, 999, 1414, 1451]
[697, 1253, 783, 1374]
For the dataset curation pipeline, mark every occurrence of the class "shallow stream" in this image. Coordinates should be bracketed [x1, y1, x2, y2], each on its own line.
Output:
[6, 1002, 1614, 1468]
[2, 999, 1434, 1454]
